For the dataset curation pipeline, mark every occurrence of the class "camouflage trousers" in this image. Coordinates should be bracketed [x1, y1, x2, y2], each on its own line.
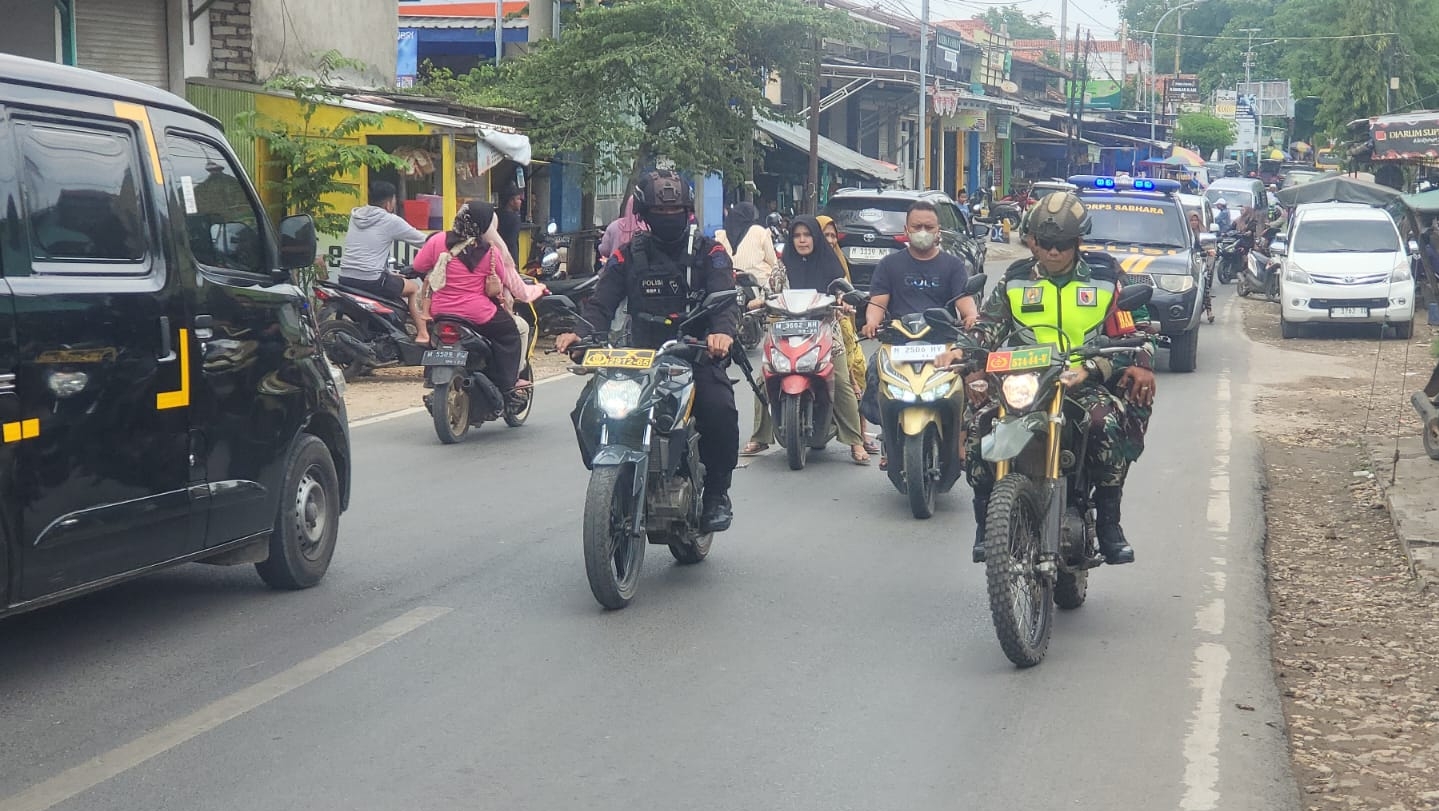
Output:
[965, 382, 1150, 491]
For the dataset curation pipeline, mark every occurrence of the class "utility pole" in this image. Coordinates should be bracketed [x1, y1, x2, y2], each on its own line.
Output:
[917, 0, 930, 189]
[494, 0, 503, 67]
[807, 9, 822, 215]
[1058, 0, 1068, 75]
[1174, 9, 1183, 75]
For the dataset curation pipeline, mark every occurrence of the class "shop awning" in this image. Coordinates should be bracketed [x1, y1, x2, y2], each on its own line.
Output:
[340, 97, 531, 167]
[755, 117, 903, 184]
[1013, 121, 1097, 145]
[1090, 131, 1172, 150]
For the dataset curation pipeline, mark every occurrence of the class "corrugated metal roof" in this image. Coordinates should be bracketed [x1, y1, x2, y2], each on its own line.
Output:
[755, 117, 903, 184]
[399, 15, 527, 29]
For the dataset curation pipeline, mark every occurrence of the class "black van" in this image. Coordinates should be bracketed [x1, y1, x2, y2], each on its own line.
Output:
[0, 55, 350, 617]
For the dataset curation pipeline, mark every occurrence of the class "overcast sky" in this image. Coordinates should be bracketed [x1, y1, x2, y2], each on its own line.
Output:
[895, 0, 1124, 40]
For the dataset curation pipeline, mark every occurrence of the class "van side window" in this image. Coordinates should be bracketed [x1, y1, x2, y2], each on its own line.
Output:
[166, 134, 264, 274]
[14, 120, 150, 266]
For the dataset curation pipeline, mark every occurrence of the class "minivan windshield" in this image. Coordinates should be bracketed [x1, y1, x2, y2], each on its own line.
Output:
[1081, 197, 1191, 248]
[1205, 187, 1256, 210]
[825, 199, 910, 234]
[1292, 218, 1401, 253]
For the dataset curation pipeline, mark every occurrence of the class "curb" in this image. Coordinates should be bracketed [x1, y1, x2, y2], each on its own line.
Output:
[1366, 437, 1439, 587]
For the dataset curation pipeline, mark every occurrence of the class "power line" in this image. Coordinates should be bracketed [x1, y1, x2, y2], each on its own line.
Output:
[1151, 30, 1400, 43]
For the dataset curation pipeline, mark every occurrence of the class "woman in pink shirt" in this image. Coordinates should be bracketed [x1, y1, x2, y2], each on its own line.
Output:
[414, 201, 547, 391]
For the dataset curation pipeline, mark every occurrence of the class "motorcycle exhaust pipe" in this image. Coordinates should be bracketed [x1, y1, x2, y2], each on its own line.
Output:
[337, 332, 379, 362]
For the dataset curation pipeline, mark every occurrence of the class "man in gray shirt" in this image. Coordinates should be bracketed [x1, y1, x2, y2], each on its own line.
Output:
[340, 182, 431, 342]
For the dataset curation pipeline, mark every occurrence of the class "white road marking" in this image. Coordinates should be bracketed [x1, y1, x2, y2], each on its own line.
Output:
[350, 371, 573, 428]
[0, 606, 452, 811]
[1180, 371, 1233, 810]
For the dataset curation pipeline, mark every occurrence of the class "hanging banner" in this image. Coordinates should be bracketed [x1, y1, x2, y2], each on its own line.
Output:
[1371, 112, 1439, 160]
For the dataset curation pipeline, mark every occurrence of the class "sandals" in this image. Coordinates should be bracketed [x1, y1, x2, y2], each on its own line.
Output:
[878, 455, 889, 471]
[850, 445, 871, 465]
[740, 442, 769, 456]
[863, 438, 881, 455]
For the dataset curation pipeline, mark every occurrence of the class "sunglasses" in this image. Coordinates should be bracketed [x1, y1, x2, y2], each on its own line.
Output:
[1036, 238, 1079, 252]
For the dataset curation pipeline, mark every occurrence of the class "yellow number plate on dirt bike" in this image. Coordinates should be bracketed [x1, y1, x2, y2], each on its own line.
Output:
[582, 348, 657, 369]
[985, 345, 1053, 373]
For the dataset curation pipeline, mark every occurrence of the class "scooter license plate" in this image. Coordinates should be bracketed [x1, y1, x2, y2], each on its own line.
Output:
[422, 348, 468, 365]
[849, 247, 890, 261]
[582, 348, 656, 369]
[889, 343, 946, 363]
[1329, 306, 1369, 319]
[772, 319, 820, 338]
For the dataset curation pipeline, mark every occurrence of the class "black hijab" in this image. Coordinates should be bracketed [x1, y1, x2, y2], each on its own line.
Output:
[722, 202, 760, 251]
[783, 216, 846, 291]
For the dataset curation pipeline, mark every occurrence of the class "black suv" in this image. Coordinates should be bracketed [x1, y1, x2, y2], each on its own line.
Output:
[823, 189, 987, 290]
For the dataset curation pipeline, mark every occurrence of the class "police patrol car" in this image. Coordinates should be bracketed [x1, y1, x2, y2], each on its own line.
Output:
[1068, 175, 1205, 373]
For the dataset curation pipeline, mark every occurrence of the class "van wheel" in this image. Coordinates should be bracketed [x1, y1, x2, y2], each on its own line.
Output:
[1168, 328, 1199, 373]
[256, 435, 340, 590]
[1280, 315, 1301, 339]
[1392, 320, 1414, 339]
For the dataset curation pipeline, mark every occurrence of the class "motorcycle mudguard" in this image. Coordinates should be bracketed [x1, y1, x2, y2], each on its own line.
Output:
[898, 407, 941, 437]
[780, 375, 810, 395]
[426, 366, 457, 387]
[981, 413, 1048, 463]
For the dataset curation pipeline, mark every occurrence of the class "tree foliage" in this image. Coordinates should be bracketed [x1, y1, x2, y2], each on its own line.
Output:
[500, 0, 855, 186]
[979, 5, 1056, 39]
[1173, 112, 1236, 154]
[237, 51, 418, 236]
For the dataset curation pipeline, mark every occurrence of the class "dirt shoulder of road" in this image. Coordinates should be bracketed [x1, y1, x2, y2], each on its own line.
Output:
[341, 350, 573, 422]
[1240, 295, 1439, 810]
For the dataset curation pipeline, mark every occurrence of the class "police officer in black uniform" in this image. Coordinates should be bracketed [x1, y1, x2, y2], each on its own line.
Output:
[555, 170, 741, 532]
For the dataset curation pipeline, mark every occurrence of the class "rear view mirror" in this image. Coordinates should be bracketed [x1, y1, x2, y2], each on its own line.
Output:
[703, 289, 736, 310]
[827, 278, 856, 295]
[962, 273, 988, 298]
[277, 214, 317, 272]
[971, 224, 990, 239]
[923, 306, 958, 328]
[1270, 241, 1287, 256]
[1115, 283, 1153, 312]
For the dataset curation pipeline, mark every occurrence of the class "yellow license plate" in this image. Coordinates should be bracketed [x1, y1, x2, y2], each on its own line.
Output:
[986, 345, 1053, 373]
[582, 348, 657, 369]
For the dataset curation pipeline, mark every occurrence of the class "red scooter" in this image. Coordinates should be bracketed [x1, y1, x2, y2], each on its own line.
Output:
[760, 284, 855, 470]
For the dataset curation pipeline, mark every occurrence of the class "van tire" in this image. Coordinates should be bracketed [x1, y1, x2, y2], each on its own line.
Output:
[1392, 320, 1414, 339]
[256, 435, 341, 590]
[1168, 328, 1199, 373]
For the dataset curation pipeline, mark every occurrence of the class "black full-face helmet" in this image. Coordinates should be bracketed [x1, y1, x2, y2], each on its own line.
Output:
[633, 169, 694, 215]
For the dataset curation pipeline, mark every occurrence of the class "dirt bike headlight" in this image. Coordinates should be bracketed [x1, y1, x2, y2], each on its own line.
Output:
[1001, 373, 1041, 410]
[597, 377, 645, 418]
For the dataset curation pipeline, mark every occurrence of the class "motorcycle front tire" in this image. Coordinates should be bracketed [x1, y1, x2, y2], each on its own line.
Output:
[784, 393, 809, 471]
[984, 474, 1053, 667]
[904, 426, 939, 519]
[583, 464, 645, 609]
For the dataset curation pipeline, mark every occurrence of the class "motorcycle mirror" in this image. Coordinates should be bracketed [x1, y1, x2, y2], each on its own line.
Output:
[1115, 283, 1153, 312]
[960, 273, 988, 299]
[922, 306, 958, 328]
[842, 289, 869, 307]
[1270, 241, 1287, 256]
[1408, 239, 1420, 255]
[827, 278, 856, 295]
[542, 251, 561, 266]
[547, 222, 559, 236]
[703, 289, 736, 310]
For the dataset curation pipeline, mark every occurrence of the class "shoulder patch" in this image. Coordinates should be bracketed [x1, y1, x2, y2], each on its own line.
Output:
[709, 248, 733, 270]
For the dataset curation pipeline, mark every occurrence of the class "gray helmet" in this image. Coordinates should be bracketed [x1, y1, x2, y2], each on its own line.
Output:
[1027, 191, 1091, 243]
[633, 169, 694, 215]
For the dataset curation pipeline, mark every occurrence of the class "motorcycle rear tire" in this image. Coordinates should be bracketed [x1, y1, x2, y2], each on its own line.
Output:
[1054, 568, 1088, 610]
[583, 464, 645, 609]
[1424, 417, 1439, 461]
[1236, 274, 1251, 298]
[317, 318, 370, 382]
[904, 426, 939, 519]
[784, 394, 809, 471]
[432, 377, 471, 444]
[666, 520, 713, 564]
[984, 474, 1053, 667]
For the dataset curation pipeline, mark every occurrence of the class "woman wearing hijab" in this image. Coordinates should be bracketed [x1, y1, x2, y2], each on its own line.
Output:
[414, 200, 547, 392]
[741, 216, 871, 464]
[817, 215, 880, 456]
[716, 202, 779, 291]
[599, 195, 646, 260]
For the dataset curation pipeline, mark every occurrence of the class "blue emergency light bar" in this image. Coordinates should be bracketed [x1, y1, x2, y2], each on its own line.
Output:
[1068, 175, 1182, 194]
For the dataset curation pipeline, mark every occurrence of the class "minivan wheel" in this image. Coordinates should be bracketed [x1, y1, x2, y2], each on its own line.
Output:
[256, 435, 340, 590]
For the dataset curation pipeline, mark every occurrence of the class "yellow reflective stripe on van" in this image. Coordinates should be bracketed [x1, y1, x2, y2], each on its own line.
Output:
[112, 101, 163, 184]
[2, 419, 39, 443]
[1119, 255, 1158, 274]
[156, 329, 190, 410]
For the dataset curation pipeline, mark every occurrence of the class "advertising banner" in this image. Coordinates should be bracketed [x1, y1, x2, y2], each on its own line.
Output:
[1371, 112, 1439, 160]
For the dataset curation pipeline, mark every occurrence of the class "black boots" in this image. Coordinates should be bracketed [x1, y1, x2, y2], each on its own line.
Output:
[700, 491, 733, 533]
[1094, 485, 1135, 565]
[971, 487, 991, 563]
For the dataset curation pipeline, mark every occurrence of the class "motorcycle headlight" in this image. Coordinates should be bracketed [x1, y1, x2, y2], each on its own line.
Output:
[767, 347, 793, 374]
[597, 378, 645, 419]
[1001, 373, 1041, 410]
[1154, 274, 1195, 293]
[1284, 264, 1311, 284]
[794, 345, 824, 373]
[887, 383, 917, 403]
[920, 380, 953, 402]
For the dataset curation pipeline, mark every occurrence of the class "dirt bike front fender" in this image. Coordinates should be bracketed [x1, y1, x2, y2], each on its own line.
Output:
[981, 412, 1049, 463]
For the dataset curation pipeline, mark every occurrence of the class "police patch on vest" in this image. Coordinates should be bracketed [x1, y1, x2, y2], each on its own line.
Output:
[1021, 285, 1044, 312]
[1076, 287, 1098, 307]
[641, 277, 684, 297]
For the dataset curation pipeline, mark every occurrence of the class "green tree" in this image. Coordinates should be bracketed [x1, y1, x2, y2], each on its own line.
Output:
[1173, 111, 1236, 155]
[1317, 0, 1399, 134]
[502, 0, 854, 185]
[980, 5, 1056, 39]
[237, 51, 417, 236]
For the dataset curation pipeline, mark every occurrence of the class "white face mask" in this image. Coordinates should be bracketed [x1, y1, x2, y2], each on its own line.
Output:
[908, 230, 938, 251]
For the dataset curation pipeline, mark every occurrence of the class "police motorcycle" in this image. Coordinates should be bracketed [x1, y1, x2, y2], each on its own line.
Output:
[556, 291, 765, 610]
[957, 283, 1153, 668]
[313, 261, 428, 381]
[421, 315, 537, 444]
[865, 275, 988, 519]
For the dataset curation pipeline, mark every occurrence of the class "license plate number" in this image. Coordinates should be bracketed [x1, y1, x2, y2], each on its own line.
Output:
[772, 319, 820, 338]
[582, 348, 657, 369]
[1329, 306, 1369, 318]
[986, 345, 1054, 372]
[890, 343, 946, 362]
[849, 246, 890, 261]
[421, 348, 468, 365]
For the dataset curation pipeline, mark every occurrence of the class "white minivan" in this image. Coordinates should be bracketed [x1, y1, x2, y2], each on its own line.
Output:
[1274, 203, 1416, 338]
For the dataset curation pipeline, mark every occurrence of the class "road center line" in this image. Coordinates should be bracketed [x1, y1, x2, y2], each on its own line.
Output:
[0, 606, 452, 811]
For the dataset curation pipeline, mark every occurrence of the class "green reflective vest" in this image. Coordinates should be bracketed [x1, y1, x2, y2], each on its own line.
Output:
[1003, 273, 1116, 354]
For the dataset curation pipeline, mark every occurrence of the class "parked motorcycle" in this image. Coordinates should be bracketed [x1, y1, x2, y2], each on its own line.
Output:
[963, 283, 1152, 667]
[523, 222, 566, 281]
[420, 316, 536, 444]
[1411, 362, 1439, 461]
[559, 290, 763, 609]
[736, 272, 769, 351]
[867, 275, 987, 518]
[1215, 231, 1253, 284]
[1236, 246, 1279, 301]
[759, 282, 862, 470]
[313, 264, 428, 381]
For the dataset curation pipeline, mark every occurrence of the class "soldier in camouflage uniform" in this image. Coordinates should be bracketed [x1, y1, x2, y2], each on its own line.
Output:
[961, 192, 1157, 565]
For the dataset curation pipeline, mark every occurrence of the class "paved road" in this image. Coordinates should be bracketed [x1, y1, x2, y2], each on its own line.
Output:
[0, 273, 1299, 811]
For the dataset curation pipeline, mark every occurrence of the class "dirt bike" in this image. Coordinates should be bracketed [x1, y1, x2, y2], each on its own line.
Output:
[962, 282, 1152, 667]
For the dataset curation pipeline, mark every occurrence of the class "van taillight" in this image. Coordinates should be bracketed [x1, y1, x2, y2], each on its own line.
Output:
[437, 323, 463, 344]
